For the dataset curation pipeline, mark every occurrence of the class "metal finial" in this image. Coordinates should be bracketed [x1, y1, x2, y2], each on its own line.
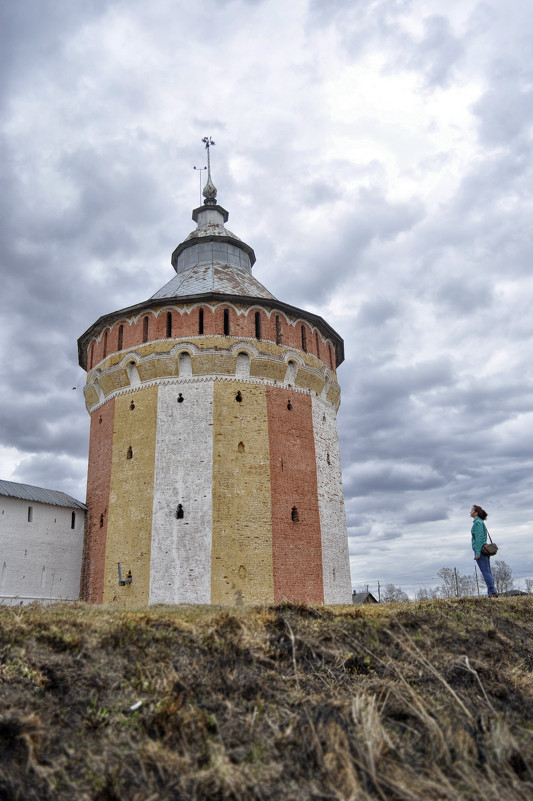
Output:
[201, 136, 217, 204]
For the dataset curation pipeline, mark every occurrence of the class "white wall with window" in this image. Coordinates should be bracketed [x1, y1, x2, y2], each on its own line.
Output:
[0, 480, 85, 605]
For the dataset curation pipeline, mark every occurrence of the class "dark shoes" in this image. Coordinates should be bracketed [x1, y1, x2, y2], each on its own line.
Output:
[489, 592, 499, 598]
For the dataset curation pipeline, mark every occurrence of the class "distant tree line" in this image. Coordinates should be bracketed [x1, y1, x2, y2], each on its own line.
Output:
[373, 561, 533, 602]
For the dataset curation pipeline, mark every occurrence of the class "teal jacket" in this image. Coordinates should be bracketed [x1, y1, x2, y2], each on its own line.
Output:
[471, 518, 487, 557]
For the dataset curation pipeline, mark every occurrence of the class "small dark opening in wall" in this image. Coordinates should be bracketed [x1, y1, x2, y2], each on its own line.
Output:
[71, 511, 76, 529]
[238, 441, 245, 453]
[280, 457, 284, 471]
[287, 400, 292, 410]
[127, 446, 133, 459]
[176, 504, 184, 519]
[328, 343, 333, 369]
[255, 311, 261, 340]
[103, 331, 108, 358]
[315, 331, 320, 357]
[224, 308, 230, 336]
[275, 315, 282, 345]
[177, 393, 184, 403]
[99, 415, 102, 424]
[166, 311, 172, 338]
[199, 308, 204, 334]
[118, 324, 124, 351]
[89, 342, 94, 370]
[143, 315, 149, 343]
[291, 506, 299, 522]
[236, 391, 242, 402]
[100, 514, 104, 528]
[301, 325, 307, 352]
[130, 401, 135, 411]
[327, 452, 331, 465]
[28, 506, 33, 523]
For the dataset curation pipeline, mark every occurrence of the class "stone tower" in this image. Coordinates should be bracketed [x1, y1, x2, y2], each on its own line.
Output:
[78, 154, 351, 606]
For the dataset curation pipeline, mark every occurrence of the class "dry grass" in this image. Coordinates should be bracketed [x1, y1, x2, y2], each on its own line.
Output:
[0, 596, 532, 800]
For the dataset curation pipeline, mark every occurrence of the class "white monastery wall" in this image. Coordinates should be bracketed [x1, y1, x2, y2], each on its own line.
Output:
[0, 496, 84, 605]
[149, 380, 214, 603]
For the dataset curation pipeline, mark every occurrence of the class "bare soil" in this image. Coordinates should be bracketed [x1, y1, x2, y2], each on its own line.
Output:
[0, 596, 532, 800]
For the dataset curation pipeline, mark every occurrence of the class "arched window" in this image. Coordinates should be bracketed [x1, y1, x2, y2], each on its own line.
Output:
[71, 511, 76, 529]
[301, 325, 307, 352]
[166, 311, 172, 338]
[143, 316, 149, 343]
[198, 308, 204, 334]
[118, 325, 124, 351]
[176, 504, 184, 519]
[224, 308, 230, 336]
[275, 315, 282, 345]
[255, 311, 261, 340]
[238, 441, 245, 453]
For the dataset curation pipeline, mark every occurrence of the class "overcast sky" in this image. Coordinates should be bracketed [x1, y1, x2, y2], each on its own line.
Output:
[1, 0, 532, 597]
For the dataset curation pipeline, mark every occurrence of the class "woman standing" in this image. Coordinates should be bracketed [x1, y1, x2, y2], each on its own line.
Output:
[470, 505, 498, 597]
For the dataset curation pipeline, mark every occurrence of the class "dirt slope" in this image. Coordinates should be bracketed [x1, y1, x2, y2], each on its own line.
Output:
[1, 597, 532, 801]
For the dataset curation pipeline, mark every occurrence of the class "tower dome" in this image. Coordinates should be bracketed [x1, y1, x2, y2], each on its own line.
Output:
[78, 151, 351, 606]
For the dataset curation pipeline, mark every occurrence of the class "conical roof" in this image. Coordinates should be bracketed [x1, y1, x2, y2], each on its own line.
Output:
[152, 174, 275, 301]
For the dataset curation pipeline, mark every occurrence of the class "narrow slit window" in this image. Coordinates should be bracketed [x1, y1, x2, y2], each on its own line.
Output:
[301, 325, 307, 352]
[315, 332, 320, 357]
[27, 506, 33, 523]
[291, 506, 299, 522]
[287, 400, 292, 410]
[224, 308, 230, 336]
[238, 441, 245, 453]
[100, 513, 104, 528]
[199, 308, 204, 334]
[130, 401, 135, 411]
[235, 391, 243, 402]
[255, 311, 261, 340]
[275, 315, 282, 345]
[103, 331, 108, 358]
[89, 342, 94, 370]
[166, 311, 172, 338]
[71, 511, 76, 529]
[328, 343, 333, 369]
[127, 446, 133, 459]
[143, 315, 149, 343]
[176, 504, 184, 519]
[177, 393, 184, 403]
[118, 324, 124, 351]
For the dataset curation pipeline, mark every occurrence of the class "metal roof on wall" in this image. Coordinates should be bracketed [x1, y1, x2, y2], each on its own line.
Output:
[0, 480, 86, 510]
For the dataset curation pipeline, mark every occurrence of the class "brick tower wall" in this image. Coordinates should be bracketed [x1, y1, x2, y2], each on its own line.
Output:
[80, 300, 351, 606]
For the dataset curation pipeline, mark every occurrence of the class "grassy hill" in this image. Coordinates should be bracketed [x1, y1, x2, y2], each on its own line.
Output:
[1, 597, 532, 801]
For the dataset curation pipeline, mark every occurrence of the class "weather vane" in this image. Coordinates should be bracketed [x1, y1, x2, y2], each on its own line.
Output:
[200, 136, 217, 205]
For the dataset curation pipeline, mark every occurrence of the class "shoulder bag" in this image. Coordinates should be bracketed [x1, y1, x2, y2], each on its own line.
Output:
[481, 526, 498, 557]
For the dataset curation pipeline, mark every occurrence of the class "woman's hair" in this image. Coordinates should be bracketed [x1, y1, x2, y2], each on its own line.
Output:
[472, 505, 488, 520]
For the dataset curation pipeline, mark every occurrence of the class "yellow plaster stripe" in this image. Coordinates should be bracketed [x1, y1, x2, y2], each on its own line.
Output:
[103, 386, 158, 605]
[211, 380, 274, 604]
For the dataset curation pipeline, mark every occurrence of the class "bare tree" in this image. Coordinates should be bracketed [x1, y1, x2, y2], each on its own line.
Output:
[415, 587, 439, 601]
[492, 560, 513, 594]
[382, 584, 410, 603]
[525, 578, 533, 594]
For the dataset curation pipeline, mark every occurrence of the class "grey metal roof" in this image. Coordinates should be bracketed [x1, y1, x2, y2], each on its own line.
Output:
[151, 261, 276, 300]
[0, 479, 86, 510]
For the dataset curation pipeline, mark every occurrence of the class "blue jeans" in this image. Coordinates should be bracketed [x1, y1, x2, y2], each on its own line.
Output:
[476, 554, 497, 596]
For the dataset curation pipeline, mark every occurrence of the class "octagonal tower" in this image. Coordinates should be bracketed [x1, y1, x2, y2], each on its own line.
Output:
[78, 162, 351, 606]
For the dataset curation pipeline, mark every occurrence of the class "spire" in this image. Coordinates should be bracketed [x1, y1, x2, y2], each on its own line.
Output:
[201, 136, 217, 205]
